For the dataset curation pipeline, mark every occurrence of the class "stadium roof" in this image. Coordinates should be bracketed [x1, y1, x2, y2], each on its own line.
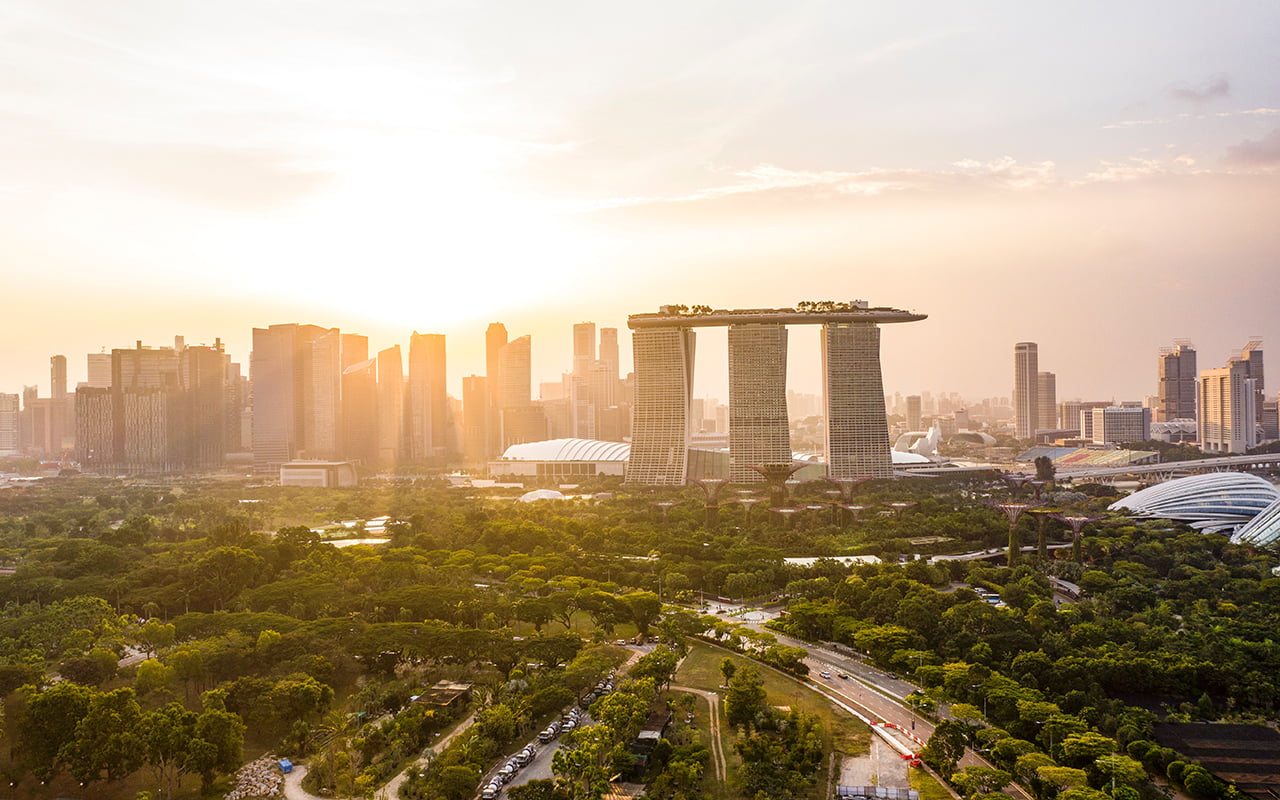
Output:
[499, 438, 631, 462]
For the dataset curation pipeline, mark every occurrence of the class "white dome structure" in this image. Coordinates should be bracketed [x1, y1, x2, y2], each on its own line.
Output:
[1110, 472, 1280, 534]
[501, 439, 631, 462]
[1231, 497, 1280, 548]
[518, 489, 567, 502]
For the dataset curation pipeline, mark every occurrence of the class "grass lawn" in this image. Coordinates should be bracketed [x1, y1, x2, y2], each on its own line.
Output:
[910, 766, 956, 800]
[675, 640, 872, 799]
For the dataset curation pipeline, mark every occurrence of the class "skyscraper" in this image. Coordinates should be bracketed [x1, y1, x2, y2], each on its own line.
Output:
[339, 357, 376, 464]
[180, 343, 229, 470]
[573, 322, 596, 378]
[1037, 371, 1057, 431]
[462, 375, 489, 465]
[86, 353, 112, 388]
[0, 394, 18, 456]
[823, 323, 892, 479]
[905, 395, 922, 431]
[728, 324, 790, 482]
[495, 335, 546, 448]
[1157, 342, 1197, 422]
[408, 332, 449, 461]
[251, 324, 326, 469]
[1198, 360, 1257, 454]
[485, 322, 508, 457]
[599, 328, 619, 381]
[305, 329, 343, 459]
[1013, 342, 1039, 439]
[376, 345, 404, 464]
[626, 326, 695, 485]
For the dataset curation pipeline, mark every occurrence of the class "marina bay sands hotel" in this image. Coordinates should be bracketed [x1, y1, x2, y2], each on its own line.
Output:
[626, 302, 926, 485]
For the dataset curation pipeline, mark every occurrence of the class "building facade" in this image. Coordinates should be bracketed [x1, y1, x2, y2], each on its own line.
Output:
[1157, 342, 1197, 422]
[727, 324, 790, 482]
[1013, 342, 1039, 439]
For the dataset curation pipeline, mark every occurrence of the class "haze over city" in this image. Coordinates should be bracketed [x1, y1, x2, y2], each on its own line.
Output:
[3, 2, 1279, 400]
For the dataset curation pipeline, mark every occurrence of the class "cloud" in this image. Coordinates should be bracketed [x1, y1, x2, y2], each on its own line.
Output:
[1225, 128, 1280, 166]
[590, 158, 1062, 210]
[1171, 76, 1230, 104]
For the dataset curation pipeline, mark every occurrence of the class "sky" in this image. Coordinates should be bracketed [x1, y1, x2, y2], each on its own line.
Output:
[2, 1, 1278, 403]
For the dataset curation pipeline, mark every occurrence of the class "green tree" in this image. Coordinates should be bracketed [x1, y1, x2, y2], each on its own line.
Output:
[16, 682, 93, 780]
[724, 667, 767, 730]
[952, 766, 1012, 798]
[61, 687, 144, 783]
[719, 657, 737, 686]
[1095, 754, 1148, 788]
[922, 719, 970, 778]
[621, 591, 661, 637]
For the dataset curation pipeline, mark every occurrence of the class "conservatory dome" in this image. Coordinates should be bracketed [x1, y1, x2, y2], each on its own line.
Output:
[1109, 472, 1280, 534]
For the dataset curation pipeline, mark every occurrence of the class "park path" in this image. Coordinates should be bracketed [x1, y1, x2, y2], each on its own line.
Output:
[670, 685, 727, 782]
[373, 710, 477, 800]
[279, 710, 478, 800]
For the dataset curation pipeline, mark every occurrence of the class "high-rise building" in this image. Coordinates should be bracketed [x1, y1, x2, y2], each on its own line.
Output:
[1241, 340, 1265, 428]
[252, 325, 296, 469]
[1013, 342, 1039, 439]
[905, 395, 922, 431]
[494, 335, 546, 448]
[304, 329, 343, 459]
[1199, 348, 1261, 454]
[1090, 406, 1151, 445]
[0, 394, 18, 456]
[462, 376, 490, 465]
[86, 353, 112, 389]
[573, 322, 596, 378]
[74, 387, 113, 469]
[1157, 342, 1197, 422]
[599, 328, 619, 381]
[728, 324, 790, 482]
[823, 323, 892, 479]
[376, 345, 404, 464]
[1037, 371, 1057, 430]
[180, 343, 229, 470]
[626, 326, 696, 485]
[341, 357, 378, 464]
[408, 332, 449, 461]
[50, 355, 67, 401]
[485, 323, 508, 457]
[626, 304, 922, 484]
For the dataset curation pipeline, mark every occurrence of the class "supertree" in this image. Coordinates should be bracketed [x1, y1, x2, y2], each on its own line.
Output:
[1026, 507, 1062, 562]
[823, 475, 873, 504]
[690, 478, 731, 529]
[749, 463, 805, 507]
[987, 500, 1042, 566]
[650, 500, 681, 520]
[1051, 513, 1104, 561]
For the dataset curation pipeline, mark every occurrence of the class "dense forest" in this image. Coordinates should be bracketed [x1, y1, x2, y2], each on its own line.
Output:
[0, 471, 1274, 799]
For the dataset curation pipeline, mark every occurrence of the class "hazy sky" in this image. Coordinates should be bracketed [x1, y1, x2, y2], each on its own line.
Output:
[2, 2, 1278, 403]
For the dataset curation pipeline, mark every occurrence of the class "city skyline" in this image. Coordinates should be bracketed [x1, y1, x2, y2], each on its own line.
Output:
[1, 3, 1279, 401]
[3, 319, 1274, 417]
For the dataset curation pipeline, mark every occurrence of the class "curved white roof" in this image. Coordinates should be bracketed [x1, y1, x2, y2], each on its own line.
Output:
[500, 438, 631, 462]
[1231, 496, 1280, 548]
[519, 489, 567, 502]
[1110, 472, 1280, 533]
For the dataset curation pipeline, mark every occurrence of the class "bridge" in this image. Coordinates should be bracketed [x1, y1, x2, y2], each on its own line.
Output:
[1055, 452, 1280, 484]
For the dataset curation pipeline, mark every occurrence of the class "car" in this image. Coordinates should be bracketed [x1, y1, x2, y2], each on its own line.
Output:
[838, 672, 848, 679]
[820, 670, 832, 678]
